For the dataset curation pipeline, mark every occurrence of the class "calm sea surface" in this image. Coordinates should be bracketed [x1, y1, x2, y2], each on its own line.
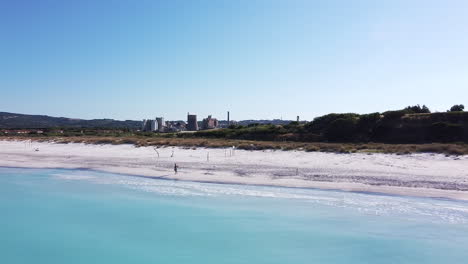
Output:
[1, 167, 468, 264]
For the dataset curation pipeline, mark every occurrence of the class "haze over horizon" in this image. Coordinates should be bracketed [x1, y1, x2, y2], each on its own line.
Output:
[2, 0, 467, 121]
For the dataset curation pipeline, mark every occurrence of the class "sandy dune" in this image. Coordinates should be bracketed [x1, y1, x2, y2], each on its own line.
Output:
[1, 140, 468, 200]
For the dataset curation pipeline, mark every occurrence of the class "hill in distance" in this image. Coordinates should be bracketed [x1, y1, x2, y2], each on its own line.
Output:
[0, 112, 142, 129]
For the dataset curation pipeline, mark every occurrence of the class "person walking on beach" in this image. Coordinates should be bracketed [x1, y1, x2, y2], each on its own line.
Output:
[174, 163, 178, 174]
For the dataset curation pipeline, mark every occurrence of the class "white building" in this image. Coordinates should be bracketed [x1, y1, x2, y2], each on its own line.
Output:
[141, 119, 158, 132]
[156, 117, 165, 132]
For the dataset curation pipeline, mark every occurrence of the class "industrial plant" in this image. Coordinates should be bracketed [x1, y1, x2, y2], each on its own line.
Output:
[141, 119, 158, 132]
[187, 113, 198, 131]
[201, 115, 218, 130]
[141, 112, 230, 133]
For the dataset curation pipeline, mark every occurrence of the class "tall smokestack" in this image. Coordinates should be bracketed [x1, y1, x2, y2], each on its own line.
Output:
[297, 116, 299, 122]
[227, 111, 230, 124]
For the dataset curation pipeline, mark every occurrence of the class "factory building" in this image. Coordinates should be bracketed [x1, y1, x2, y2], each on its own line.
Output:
[141, 119, 158, 132]
[201, 115, 219, 130]
[187, 113, 198, 131]
[165, 121, 187, 132]
[156, 117, 165, 132]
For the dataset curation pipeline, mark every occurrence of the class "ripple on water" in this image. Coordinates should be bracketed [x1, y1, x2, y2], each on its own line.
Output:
[50, 170, 468, 224]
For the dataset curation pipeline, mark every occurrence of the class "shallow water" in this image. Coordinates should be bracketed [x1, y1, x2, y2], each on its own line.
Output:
[1, 167, 468, 264]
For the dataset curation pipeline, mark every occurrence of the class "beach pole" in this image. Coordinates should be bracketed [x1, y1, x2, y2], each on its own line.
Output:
[153, 147, 160, 167]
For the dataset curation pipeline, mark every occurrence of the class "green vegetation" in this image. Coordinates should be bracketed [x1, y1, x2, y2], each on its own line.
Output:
[184, 105, 468, 144]
[449, 104, 465, 112]
[2, 105, 468, 154]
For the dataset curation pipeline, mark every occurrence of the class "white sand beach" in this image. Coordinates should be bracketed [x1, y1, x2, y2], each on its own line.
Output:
[1, 140, 468, 200]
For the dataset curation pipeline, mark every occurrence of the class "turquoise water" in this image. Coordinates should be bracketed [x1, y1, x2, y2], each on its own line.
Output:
[1, 168, 468, 264]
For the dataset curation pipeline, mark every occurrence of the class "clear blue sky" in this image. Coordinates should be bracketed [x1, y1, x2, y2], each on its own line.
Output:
[1, 0, 467, 121]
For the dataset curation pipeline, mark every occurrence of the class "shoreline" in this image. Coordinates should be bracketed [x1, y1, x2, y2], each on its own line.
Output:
[3, 165, 468, 203]
[1, 140, 468, 201]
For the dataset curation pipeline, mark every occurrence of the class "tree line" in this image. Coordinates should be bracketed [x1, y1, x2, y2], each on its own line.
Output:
[191, 104, 467, 143]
